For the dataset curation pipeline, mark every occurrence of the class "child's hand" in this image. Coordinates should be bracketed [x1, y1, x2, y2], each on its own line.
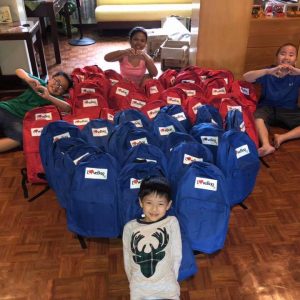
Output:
[283, 64, 300, 76]
[271, 64, 291, 78]
[36, 86, 49, 99]
[28, 78, 40, 90]
[125, 48, 136, 56]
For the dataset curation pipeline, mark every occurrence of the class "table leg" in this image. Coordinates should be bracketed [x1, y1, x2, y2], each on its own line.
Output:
[25, 36, 39, 77]
[49, 8, 61, 64]
[35, 29, 48, 79]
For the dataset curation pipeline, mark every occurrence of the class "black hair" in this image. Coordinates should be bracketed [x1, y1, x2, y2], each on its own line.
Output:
[128, 26, 148, 41]
[53, 71, 73, 90]
[138, 176, 171, 202]
[275, 43, 298, 57]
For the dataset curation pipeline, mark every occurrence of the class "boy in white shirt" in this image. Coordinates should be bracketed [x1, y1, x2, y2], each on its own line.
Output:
[122, 176, 182, 300]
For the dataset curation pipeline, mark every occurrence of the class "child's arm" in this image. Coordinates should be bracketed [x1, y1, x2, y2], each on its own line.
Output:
[122, 224, 132, 281]
[104, 48, 135, 62]
[15, 68, 40, 91]
[36, 86, 71, 113]
[171, 217, 182, 279]
[139, 51, 158, 77]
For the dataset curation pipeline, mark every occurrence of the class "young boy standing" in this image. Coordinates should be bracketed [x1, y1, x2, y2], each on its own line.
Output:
[0, 68, 73, 153]
[243, 43, 300, 157]
[122, 176, 182, 300]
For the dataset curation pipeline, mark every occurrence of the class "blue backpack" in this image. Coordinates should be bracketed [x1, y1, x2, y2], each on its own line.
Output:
[163, 131, 197, 156]
[114, 109, 152, 132]
[118, 161, 166, 229]
[175, 161, 230, 254]
[122, 143, 168, 174]
[40, 120, 83, 188]
[152, 111, 187, 148]
[216, 129, 260, 206]
[160, 104, 192, 131]
[167, 141, 214, 199]
[190, 122, 224, 163]
[81, 119, 115, 151]
[224, 108, 245, 132]
[67, 151, 120, 238]
[46, 137, 87, 192]
[107, 122, 158, 164]
[195, 104, 223, 128]
[51, 141, 101, 209]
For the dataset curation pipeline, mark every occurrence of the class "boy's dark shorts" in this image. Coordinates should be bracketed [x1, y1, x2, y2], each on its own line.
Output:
[0, 107, 23, 144]
[254, 106, 300, 130]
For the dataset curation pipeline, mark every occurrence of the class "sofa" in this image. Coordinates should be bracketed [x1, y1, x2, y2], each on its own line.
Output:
[95, 0, 193, 30]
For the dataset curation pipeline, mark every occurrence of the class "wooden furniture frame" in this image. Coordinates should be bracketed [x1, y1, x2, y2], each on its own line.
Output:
[25, 0, 72, 64]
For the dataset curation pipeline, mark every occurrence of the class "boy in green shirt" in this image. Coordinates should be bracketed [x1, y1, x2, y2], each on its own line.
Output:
[0, 68, 73, 153]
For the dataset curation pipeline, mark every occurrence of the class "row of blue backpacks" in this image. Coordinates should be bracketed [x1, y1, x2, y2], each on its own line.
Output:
[39, 104, 260, 251]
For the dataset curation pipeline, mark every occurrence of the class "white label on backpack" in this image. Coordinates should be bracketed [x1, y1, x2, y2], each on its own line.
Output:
[147, 107, 160, 119]
[116, 87, 129, 97]
[110, 79, 119, 86]
[166, 96, 181, 105]
[73, 152, 90, 165]
[158, 125, 175, 136]
[182, 89, 196, 97]
[131, 99, 146, 109]
[170, 76, 176, 85]
[200, 75, 207, 82]
[192, 103, 202, 114]
[92, 127, 108, 137]
[130, 178, 142, 189]
[35, 113, 52, 120]
[107, 113, 114, 121]
[31, 127, 43, 137]
[240, 86, 250, 96]
[149, 86, 159, 94]
[201, 136, 218, 146]
[212, 87, 226, 95]
[240, 121, 246, 132]
[182, 79, 195, 84]
[136, 157, 157, 163]
[83, 98, 98, 107]
[173, 112, 186, 122]
[85, 168, 108, 180]
[53, 132, 71, 142]
[224, 78, 228, 85]
[227, 105, 242, 112]
[130, 119, 143, 128]
[81, 88, 96, 93]
[73, 118, 90, 126]
[195, 177, 217, 191]
[235, 144, 250, 159]
[183, 154, 203, 165]
[130, 137, 148, 147]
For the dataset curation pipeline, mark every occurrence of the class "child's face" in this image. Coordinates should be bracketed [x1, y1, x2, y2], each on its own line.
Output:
[130, 32, 147, 52]
[139, 192, 172, 223]
[47, 75, 69, 96]
[276, 45, 297, 66]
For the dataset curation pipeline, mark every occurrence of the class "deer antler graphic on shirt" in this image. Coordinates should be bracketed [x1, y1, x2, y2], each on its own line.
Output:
[130, 227, 169, 278]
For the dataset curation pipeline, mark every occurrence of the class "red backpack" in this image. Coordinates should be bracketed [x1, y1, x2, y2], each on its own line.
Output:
[174, 82, 205, 107]
[141, 99, 167, 120]
[218, 95, 259, 148]
[203, 77, 230, 99]
[23, 105, 61, 184]
[230, 80, 258, 114]
[174, 70, 202, 85]
[143, 79, 164, 101]
[206, 69, 234, 88]
[99, 108, 116, 123]
[158, 69, 177, 89]
[62, 113, 93, 130]
[184, 95, 209, 125]
[128, 91, 149, 110]
[104, 69, 123, 87]
[160, 87, 187, 106]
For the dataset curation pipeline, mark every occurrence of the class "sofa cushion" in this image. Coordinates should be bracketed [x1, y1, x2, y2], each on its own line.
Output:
[97, 0, 191, 5]
[95, 4, 192, 22]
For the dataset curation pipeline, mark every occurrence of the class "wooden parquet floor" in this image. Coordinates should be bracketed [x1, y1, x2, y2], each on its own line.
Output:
[1, 28, 300, 300]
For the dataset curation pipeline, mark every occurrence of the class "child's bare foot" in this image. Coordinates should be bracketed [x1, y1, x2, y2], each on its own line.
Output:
[258, 145, 276, 157]
[273, 134, 283, 149]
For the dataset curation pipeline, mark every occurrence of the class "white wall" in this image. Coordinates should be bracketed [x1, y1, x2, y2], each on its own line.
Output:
[0, 0, 31, 75]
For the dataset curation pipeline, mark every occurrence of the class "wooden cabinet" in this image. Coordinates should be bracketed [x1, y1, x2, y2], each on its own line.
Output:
[244, 17, 300, 72]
